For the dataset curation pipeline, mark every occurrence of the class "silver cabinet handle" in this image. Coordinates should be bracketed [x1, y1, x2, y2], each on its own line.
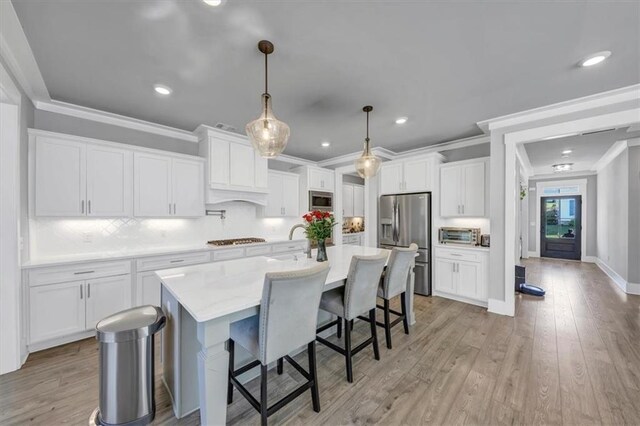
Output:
[173, 203, 176, 215]
[74, 270, 94, 275]
[462, 205, 465, 214]
[450, 253, 462, 257]
[170, 259, 184, 263]
[88, 200, 91, 214]
[81, 200, 85, 214]
[169, 203, 172, 214]
[80, 285, 83, 299]
[283, 207, 286, 216]
[87, 283, 91, 298]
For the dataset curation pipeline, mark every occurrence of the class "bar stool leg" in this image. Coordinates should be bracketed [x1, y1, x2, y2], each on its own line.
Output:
[227, 339, 235, 404]
[383, 299, 392, 349]
[260, 364, 268, 426]
[336, 317, 342, 338]
[308, 341, 321, 412]
[369, 308, 380, 360]
[400, 292, 410, 335]
[277, 358, 284, 375]
[344, 319, 353, 383]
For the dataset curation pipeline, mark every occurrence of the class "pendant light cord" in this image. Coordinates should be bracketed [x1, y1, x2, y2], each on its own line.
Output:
[365, 109, 370, 142]
[264, 52, 268, 94]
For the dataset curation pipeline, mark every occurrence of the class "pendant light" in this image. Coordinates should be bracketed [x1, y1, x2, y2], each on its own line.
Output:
[246, 40, 290, 158]
[355, 105, 381, 178]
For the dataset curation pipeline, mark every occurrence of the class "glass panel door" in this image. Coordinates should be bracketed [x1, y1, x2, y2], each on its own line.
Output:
[541, 196, 581, 260]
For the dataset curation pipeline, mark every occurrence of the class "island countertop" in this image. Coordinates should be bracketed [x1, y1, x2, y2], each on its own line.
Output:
[157, 245, 392, 323]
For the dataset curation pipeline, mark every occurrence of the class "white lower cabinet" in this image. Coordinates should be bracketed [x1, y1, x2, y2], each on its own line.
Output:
[85, 275, 132, 330]
[29, 281, 86, 344]
[434, 247, 488, 306]
[136, 271, 162, 307]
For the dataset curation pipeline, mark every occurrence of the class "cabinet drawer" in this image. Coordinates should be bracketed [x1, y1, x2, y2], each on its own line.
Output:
[245, 245, 272, 257]
[212, 248, 245, 261]
[136, 251, 210, 272]
[29, 260, 131, 287]
[272, 242, 306, 254]
[435, 248, 480, 263]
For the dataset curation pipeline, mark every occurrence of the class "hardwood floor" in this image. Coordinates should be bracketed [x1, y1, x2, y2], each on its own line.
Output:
[1, 258, 639, 425]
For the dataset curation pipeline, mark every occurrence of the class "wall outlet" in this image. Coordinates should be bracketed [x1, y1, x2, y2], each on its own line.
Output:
[82, 232, 92, 243]
[160, 230, 167, 238]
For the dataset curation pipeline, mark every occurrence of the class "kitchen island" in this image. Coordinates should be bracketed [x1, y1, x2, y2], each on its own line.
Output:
[157, 245, 416, 425]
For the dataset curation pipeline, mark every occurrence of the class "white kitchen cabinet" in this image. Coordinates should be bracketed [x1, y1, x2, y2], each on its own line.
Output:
[85, 275, 132, 330]
[342, 233, 363, 246]
[308, 167, 334, 191]
[34, 136, 86, 216]
[86, 145, 133, 217]
[137, 271, 162, 307]
[440, 159, 487, 217]
[229, 143, 256, 188]
[29, 281, 85, 343]
[342, 184, 354, 217]
[353, 185, 365, 217]
[264, 171, 299, 217]
[134, 153, 204, 217]
[434, 246, 488, 306]
[379, 156, 438, 195]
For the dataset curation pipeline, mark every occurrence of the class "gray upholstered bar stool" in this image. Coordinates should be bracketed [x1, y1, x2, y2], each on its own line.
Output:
[316, 253, 387, 383]
[227, 263, 330, 426]
[365, 243, 418, 349]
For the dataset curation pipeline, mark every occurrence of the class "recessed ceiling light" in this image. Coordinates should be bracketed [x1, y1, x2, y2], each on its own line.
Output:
[552, 163, 573, 172]
[580, 51, 611, 67]
[153, 84, 172, 95]
[542, 132, 579, 141]
[561, 149, 572, 155]
[395, 117, 408, 125]
[321, 141, 331, 148]
[202, 0, 223, 6]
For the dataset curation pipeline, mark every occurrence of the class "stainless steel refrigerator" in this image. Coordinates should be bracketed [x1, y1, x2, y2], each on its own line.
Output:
[379, 192, 431, 296]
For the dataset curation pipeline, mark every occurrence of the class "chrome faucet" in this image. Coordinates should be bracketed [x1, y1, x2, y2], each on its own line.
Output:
[289, 224, 312, 258]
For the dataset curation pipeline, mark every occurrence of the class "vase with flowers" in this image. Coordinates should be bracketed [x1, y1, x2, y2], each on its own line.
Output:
[302, 210, 337, 262]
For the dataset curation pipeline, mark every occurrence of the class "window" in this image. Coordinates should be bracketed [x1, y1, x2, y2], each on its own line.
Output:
[542, 185, 580, 196]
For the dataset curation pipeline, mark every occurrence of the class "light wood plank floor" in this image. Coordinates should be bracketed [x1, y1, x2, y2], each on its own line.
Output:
[2, 258, 639, 425]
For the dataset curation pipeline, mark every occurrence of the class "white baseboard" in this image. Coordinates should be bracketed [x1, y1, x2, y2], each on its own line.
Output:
[432, 290, 488, 309]
[582, 256, 597, 263]
[527, 251, 539, 258]
[595, 258, 637, 294]
[488, 298, 515, 317]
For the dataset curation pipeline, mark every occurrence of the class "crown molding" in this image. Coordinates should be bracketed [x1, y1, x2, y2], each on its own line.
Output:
[316, 146, 396, 168]
[35, 100, 198, 142]
[591, 139, 629, 173]
[477, 84, 640, 132]
[530, 170, 596, 180]
[0, 1, 50, 102]
[394, 135, 487, 159]
[628, 138, 640, 147]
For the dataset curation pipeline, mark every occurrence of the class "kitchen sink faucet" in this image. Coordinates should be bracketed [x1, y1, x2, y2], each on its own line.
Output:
[289, 224, 312, 258]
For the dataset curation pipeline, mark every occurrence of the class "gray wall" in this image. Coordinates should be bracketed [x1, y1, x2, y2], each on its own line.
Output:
[528, 174, 597, 257]
[440, 142, 490, 162]
[627, 145, 640, 283]
[597, 150, 629, 280]
[34, 109, 197, 155]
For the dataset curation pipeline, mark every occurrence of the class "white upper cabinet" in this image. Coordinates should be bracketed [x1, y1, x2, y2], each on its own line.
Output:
[134, 153, 204, 217]
[264, 171, 299, 217]
[353, 185, 365, 217]
[197, 126, 269, 197]
[342, 184, 354, 217]
[86, 145, 133, 217]
[309, 167, 334, 191]
[34, 136, 86, 216]
[440, 158, 488, 217]
[379, 156, 437, 195]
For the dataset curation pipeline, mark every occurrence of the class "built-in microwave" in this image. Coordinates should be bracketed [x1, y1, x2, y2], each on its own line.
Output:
[438, 227, 481, 245]
[309, 191, 333, 212]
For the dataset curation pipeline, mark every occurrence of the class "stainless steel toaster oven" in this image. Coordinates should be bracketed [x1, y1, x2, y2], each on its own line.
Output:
[438, 227, 481, 245]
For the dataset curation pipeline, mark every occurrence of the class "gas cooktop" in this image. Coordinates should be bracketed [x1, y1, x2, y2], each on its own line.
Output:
[207, 237, 267, 246]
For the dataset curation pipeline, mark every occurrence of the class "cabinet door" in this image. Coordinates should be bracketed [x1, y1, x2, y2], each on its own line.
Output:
[254, 153, 268, 190]
[434, 258, 456, 294]
[353, 185, 365, 217]
[322, 170, 335, 192]
[134, 152, 172, 217]
[85, 275, 132, 330]
[229, 142, 255, 188]
[34, 136, 86, 216]
[379, 162, 403, 195]
[457, 261, 481, 300]
[461, 162, 486, 217]
[29, 281, 85, 343]
[282, 174, 299, 217]
[342, 184, 354, 217]
[86, 145, 132, 217]
[172, 158, 204, 217]
[265, 172, 284, 216]
[209, 137, 229, 186]
[440, 166, 461, 217]
[137, 271, 162, 307]
[404, 158, 431, 193]
[308, 168, 325, 190]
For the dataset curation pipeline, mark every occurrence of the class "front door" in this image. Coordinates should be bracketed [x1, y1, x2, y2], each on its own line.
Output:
[541, 196, 582, 260]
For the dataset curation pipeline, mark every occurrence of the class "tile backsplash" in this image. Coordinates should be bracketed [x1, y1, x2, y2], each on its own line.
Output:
[29, 201, 303, 258]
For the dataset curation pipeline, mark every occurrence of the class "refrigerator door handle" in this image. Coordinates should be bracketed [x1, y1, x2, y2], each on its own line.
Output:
[393, 201, 400, 242]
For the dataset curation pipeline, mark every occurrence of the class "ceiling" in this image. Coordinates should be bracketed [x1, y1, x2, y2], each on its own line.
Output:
[12, 0, 640, 161]
[524, 128, 640, 176]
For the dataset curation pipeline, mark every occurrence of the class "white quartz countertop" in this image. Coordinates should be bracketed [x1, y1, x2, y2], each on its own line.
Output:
[157, 245, 390, 323]
[435, 243, 490, 252]
[22, 238, 306, 269]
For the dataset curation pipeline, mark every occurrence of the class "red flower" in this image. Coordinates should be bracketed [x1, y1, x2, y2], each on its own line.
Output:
[323, 212, 330, 218]
[314, 211, 322, 219]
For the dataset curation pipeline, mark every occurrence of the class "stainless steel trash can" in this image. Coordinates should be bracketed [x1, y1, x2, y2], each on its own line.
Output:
[90, 306, 166, 426]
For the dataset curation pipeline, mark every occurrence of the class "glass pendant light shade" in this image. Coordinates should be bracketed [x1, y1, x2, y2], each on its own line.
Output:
[246, 93, 290, 158]
[355, 105, 381, 178]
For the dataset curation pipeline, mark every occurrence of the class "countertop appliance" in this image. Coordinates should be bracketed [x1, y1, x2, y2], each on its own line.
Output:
[309, 190, 333, 212]
[481, 234, 490, 247]
[438, 227, 481, 245]
[379, 192, 432, 296]
[207, 237, 267, 246]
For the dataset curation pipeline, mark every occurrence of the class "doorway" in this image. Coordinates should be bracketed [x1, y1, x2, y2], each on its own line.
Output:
[540, 195, 582, 260]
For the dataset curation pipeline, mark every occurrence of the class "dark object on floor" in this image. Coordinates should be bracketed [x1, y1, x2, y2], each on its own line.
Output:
[515, 265, 526, 292]
[519, 283, 546, 296]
